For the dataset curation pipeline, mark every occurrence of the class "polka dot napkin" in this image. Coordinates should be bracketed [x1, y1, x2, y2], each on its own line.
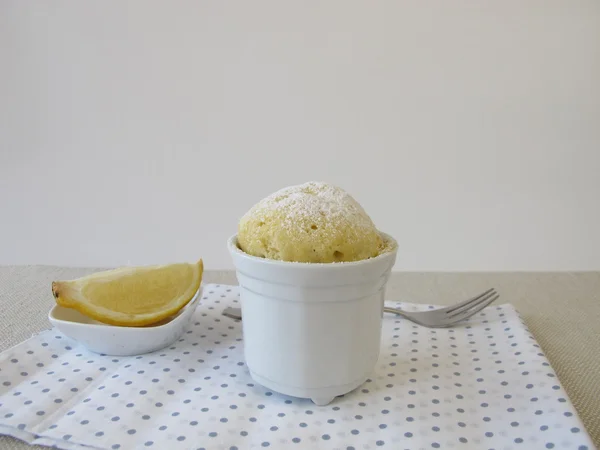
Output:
[0, 284, 593, 450]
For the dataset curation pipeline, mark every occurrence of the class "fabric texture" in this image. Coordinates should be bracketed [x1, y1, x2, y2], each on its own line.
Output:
[0, 266, 598, 449]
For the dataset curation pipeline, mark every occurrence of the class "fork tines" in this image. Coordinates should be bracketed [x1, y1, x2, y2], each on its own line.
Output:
[446, 288, 499, 319]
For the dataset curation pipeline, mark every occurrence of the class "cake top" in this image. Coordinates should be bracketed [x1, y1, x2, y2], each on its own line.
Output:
[240, 181, 377, 237]
[238, 181, 394, 263]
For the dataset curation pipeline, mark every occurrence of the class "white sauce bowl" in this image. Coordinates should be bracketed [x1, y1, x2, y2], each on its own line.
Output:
[48, 287, 201, 356]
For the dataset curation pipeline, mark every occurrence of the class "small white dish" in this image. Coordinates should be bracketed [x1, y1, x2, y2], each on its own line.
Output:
[48, 287, 202, 356]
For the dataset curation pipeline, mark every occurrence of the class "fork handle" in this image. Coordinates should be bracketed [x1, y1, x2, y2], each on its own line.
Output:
[223, 306, 405, 321]
[384, 306, 405, 316]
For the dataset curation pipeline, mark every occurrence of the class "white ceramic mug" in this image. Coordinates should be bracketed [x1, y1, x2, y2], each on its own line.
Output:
[228, 232, 397, 406]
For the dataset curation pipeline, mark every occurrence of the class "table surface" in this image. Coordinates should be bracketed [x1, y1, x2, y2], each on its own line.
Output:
[1, 266, 599, 449]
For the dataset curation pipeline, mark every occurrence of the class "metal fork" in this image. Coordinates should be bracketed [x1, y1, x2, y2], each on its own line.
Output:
[222, 287, 498, 328]
[383, 287, 499, 328]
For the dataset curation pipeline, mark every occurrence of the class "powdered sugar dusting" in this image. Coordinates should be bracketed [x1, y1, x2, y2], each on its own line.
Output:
[238, 182, 394, 262]
[243, 181, 375, 237]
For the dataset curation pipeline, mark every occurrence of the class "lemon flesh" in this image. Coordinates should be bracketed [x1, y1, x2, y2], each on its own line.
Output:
[52, 260, 203, 327]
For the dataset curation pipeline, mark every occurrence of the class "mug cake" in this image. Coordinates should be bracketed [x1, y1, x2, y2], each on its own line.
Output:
[228, 182, 397, 406]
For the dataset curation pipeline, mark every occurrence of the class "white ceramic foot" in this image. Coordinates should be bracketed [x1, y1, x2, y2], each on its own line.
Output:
[249, 369, 368, 406]
[311, 397, 335, 406]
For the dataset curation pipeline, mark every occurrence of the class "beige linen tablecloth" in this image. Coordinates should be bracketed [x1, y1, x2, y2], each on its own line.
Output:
[1, 266, 598, 449]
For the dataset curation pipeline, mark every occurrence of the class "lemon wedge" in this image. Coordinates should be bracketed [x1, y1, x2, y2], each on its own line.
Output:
[52, 259, 203, 327]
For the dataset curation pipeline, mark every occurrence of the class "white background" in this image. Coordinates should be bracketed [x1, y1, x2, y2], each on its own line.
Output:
[1, 1, 599, 271]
